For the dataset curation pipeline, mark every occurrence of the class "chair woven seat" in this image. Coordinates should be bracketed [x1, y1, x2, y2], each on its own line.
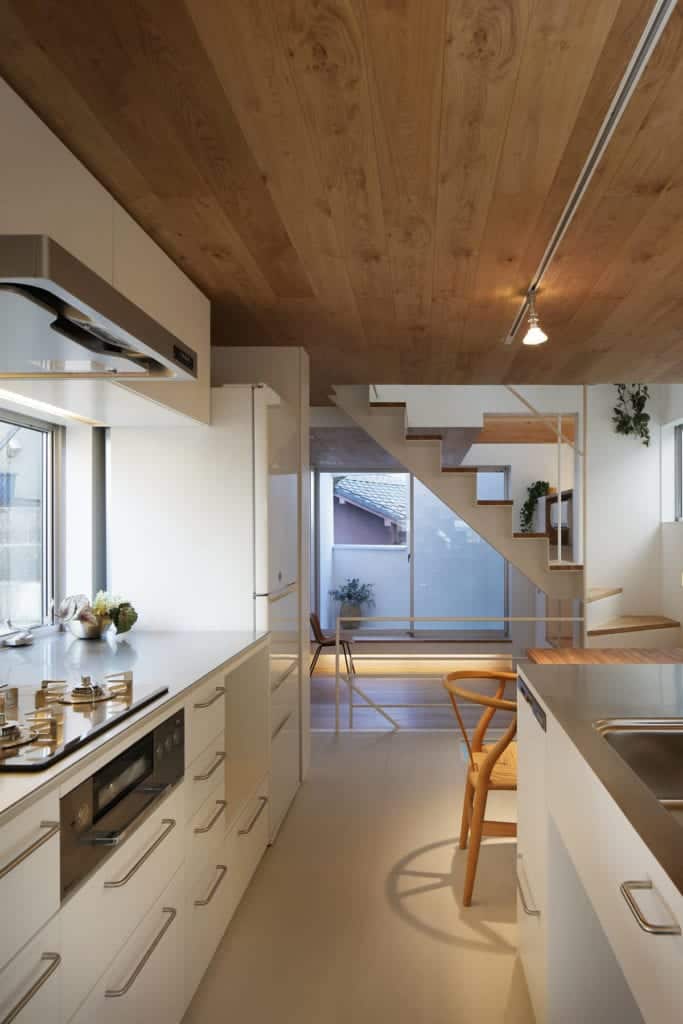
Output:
[470, 741, 517, 789]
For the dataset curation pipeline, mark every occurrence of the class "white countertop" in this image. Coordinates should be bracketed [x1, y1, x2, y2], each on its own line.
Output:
[0, 628, 268, 821]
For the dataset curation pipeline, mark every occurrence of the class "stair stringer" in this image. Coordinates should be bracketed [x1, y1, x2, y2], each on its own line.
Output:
[332, 386, 582, 601]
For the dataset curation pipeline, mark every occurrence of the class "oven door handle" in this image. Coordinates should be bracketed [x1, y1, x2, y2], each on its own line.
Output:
[103, 819, 176, 888]
[79, 784, 170, 846]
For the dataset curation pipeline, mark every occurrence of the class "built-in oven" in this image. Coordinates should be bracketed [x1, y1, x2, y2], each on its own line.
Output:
[60, 709, 184, 899]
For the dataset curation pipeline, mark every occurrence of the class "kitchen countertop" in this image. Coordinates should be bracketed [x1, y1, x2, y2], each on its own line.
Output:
[519, 662, 683, 896]
[0, 628, 268, 821]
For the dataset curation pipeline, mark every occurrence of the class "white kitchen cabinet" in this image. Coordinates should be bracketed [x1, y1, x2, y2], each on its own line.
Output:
[184, 830, 239, 1004]
[186, 670, 226, 765]
[516, 678, 548, 1024]
[0, 80, 113, 282]
[186, 732, 227, 822]
[232, 777, 270, 904]
[225, 645, 270, 830]
[186, 782, 228, 877]
[70, 867, 185, 1024]
[0, 790, 60, 971]
[60, 782, 184, 1023]
[548, 717, 683, 1023]
[0, 917, 62, 1024]
[270, 662, 301, 839]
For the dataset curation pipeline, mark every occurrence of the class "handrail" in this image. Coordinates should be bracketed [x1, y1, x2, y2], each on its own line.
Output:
[504, 385, 583, 455]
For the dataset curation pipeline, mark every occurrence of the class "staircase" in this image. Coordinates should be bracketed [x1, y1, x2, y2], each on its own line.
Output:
[332, 386, 583, 601]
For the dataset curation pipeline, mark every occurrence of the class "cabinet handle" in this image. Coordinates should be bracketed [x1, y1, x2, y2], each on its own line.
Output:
[0, 821, 59, 881]
[239, 796, 268, 836]
[194, 800, 226, 834]
[271, 661, 297, 693]
[516, 855, 540, 918]
[104, 819, 175, 888]
[620, 880, 681, 935]
[194, 685, 225, 710]
[272, 710, 294, 741]
[105, 908, 176, 998]
[1, 952, 61, 1024]
[193, 751, 226, 782]
[194, 864, 228, 907]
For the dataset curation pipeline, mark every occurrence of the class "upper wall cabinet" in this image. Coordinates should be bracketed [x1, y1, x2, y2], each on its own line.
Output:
[0, 78, 211, 424]
[0, 79, 113, 281]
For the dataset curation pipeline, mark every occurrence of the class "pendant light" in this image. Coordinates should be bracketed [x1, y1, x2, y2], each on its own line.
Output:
[522, 288, 548, 346]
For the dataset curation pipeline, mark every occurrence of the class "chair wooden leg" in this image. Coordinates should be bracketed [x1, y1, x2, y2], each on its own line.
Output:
[463, 783, 488, 907]
[459, 777, 474, 850]
[309, 646, 322, 677]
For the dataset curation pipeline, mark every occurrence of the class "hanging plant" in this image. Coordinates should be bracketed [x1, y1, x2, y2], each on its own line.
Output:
[612, 384, 651, 447]
[520, 480, 550, 534]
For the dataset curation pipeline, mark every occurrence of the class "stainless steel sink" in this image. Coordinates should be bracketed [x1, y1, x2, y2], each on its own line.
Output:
[594, 719, 683, 822]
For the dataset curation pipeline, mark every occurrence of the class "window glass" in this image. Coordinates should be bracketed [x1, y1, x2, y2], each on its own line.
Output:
[0, 417, 50, 629]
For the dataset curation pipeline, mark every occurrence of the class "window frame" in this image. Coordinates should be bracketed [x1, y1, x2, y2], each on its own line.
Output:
[676, 423, 683, 522]
[0, 407, 62, 632]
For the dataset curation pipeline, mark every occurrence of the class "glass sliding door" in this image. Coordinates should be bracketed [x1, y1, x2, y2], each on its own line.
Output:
[412, 472, 507, 635]
[318, 472, 411, 632]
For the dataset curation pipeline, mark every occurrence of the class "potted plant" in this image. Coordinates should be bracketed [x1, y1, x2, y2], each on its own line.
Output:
[612, 383, 651, 446]
[329, 578, 375, 630]
[520, 481, 550, 534]
[58, 591, 138, 639]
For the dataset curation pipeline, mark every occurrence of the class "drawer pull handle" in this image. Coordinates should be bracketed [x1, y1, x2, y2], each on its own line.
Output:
[620, 880, 681, 935]
[194, 800, 226, 834]
[193, 751, 226, 782]
[271, 661, 297, 693]
[194, 686, 225, 710]
[516, 855, 540, 918]
[1, 952, 61, 1024]
[272, 708, 294, 741]
[105, 908, 176, 998]
[0, 821, 59, 881]
[104, 819, 176, 888]
[195, 864, 228, 907]
[239, 796, 268, 836]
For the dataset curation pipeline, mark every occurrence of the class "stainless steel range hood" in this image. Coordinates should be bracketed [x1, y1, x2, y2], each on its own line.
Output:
[0, 235, 198, 380]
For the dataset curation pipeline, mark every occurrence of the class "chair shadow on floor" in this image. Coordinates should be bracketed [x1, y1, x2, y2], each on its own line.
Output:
[385, 836, 517, 952]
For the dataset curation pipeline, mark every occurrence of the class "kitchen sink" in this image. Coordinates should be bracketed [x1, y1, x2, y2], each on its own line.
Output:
[594, 719, 683, 823]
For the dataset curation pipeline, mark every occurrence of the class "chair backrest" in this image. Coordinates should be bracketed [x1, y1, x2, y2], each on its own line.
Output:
[443, 670, 517, 772]
[310, 612, 326, 643]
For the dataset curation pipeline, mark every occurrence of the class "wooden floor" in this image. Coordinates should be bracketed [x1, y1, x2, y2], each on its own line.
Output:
[184, 733, 531, 1024]
[528, 647, 683, 664]
[312, 669, 514, 731]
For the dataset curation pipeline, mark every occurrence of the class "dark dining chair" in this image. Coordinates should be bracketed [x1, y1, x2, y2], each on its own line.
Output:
[309, 612, 356, 677]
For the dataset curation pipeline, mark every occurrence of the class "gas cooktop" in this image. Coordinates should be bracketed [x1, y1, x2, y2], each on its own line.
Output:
[0, 672, 168, 771]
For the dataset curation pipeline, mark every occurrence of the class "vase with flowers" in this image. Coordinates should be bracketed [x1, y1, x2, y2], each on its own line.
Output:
[58, 591, 138, 639]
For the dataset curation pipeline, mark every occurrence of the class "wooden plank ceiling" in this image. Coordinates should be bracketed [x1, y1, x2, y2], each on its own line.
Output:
[1, 1, 682, 401]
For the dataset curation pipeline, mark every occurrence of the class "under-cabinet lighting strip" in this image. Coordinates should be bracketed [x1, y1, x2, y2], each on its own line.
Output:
[504, 0, 677, 345]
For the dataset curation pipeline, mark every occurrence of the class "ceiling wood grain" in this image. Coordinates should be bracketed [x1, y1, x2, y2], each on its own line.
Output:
[0, 0, 681, 401]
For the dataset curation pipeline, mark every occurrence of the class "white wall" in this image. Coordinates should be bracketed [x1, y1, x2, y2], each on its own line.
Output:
[109, 387, 259, 631]
[374, 384, 583, 427]
[586, 385, 662, 613]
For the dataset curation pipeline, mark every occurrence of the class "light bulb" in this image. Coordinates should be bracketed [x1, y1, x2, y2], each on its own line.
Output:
[522, 314, 548, 346]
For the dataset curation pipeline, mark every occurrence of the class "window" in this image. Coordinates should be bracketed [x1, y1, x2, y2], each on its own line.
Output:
[0, 412, 56, 631]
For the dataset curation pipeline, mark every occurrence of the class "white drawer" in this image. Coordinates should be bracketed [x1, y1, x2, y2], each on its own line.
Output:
[0, 792, 60, 970]
[61, 783, 184, 1023]
[270, 706, 300, 840]
[187, 732, 226, 821]
[232, 777, 269, 904]
[271, 662, 298, 719]
[270, 658, 297, 698]
[186, 670, 226, 764]
[549, 719, 683, 1023]
[0, 917, 62, 1024]
[186, 780, 227, 875]
[185, 831, 239, 1004]
[70, 866, 185, 1024]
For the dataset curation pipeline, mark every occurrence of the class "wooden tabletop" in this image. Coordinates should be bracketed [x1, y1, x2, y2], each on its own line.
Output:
[527, 648, 683, 665]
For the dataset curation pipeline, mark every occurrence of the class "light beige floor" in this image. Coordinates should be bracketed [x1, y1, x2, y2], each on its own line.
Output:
[183, 732, 533, 1024]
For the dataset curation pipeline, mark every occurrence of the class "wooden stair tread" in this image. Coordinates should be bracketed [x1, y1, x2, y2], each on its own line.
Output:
[586, 586, 623, 603]
[513, 532, 547, 538]
[369, 401, 405, 408]
[548, 563, 583, 571]
[587, 615, 681, 637]
[406, 433, 442, 441]
[441, 466, 478, 473]
[477, 499, 513, 506]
